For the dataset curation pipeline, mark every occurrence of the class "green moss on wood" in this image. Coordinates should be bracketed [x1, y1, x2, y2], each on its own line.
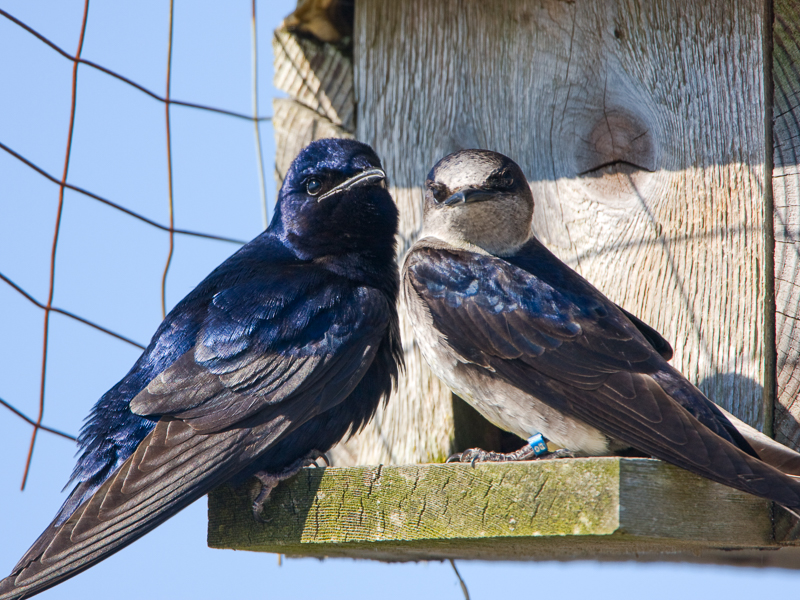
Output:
[208, 458, 782, 563]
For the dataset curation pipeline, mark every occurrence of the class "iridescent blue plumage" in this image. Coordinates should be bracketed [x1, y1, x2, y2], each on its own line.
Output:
[2, 138, 401, 600]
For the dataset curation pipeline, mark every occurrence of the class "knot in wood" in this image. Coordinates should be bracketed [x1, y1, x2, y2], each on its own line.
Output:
[575, 108, 658, 204]
[578, 109, 655, 176]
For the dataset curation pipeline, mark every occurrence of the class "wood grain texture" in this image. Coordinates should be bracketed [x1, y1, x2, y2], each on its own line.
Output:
[273, 30, 354, 131]
[207, 458, 800, 567]
[773, 0, 800, 449]
[356, 0, 769, 437]
[271, 30, 354, 188]
[272, 98, 353, 183]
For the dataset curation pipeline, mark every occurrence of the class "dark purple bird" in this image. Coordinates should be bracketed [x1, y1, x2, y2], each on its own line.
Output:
[1, 138, 401, 599]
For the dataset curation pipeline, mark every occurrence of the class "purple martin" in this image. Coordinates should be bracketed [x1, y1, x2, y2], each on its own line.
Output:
[1, 138, 401, 599]
[402, 148, 800, 511]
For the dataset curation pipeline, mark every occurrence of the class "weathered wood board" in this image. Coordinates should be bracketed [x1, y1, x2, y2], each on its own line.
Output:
[773, 0, 800, 450]
[272, 30, 354, 187]
[208, 458, 800, 567]
[355, 0, 770, 440]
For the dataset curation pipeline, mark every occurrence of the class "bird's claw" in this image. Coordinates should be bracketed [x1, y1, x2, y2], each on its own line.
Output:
[251, 473, 280, 522]
[309, 452, 331, 467]
[446, 448, 518, 465]
[547, 449, 575, 459]
[446, 446, 574, 466]
[251, 449, 328, 521]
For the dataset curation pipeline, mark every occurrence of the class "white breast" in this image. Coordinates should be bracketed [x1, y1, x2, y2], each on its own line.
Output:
[402, 272, 613, 456]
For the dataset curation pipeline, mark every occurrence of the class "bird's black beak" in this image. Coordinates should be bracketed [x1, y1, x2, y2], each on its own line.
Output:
[443, 187, 494, 206]
[317, 167, 387, 202]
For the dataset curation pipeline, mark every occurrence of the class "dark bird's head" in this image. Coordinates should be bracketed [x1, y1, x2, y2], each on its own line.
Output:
[273, 138, 398, 261]
[423, 149, 533, 256]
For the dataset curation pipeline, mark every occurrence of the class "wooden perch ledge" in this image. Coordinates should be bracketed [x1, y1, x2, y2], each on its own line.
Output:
[208, 458, 800, 568]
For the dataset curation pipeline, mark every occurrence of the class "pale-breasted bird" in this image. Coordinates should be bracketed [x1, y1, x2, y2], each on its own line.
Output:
[1, 138, 401, 599]
[402, 148, 800, 511]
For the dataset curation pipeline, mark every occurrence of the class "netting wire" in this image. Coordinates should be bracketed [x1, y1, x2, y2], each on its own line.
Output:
[0, 1, 271, 490]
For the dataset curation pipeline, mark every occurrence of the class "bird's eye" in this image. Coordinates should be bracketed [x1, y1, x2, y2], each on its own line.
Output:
[489, 169, 514, 190]
[306, 178, 322, 195]
[430, 184, 448, 204]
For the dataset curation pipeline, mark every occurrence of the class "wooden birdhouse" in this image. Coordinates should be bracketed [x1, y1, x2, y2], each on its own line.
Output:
[209, 0, 800, 566]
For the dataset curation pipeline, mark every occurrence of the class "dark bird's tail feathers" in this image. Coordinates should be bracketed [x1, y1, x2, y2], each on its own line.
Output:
[719, 405, 800, 480]
[0, 419, 263, 600]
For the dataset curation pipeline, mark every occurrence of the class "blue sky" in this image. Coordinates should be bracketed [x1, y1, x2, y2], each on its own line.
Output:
[1, 1, 799, 598]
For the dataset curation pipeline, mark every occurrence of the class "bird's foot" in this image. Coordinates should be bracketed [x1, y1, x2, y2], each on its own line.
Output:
[251, 450, 329, 521]
[446, 446, 574, 466]
[540, 448, 575, 459]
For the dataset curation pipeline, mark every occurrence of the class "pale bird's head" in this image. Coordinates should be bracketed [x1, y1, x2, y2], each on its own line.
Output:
[422, 149, 534, 256]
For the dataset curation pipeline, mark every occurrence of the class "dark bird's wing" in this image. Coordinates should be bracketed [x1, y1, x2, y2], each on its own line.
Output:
[131, 283, 389, 432]
[615, 305, 673, 361]
[0, 279, 392, 600]
[405, 241, 800, 508]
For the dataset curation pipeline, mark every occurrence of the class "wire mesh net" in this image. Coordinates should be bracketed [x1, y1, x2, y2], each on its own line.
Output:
[0, 1, 284, 491]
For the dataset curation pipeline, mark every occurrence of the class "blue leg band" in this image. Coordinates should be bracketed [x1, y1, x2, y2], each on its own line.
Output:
[526, 433, 549, 457]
